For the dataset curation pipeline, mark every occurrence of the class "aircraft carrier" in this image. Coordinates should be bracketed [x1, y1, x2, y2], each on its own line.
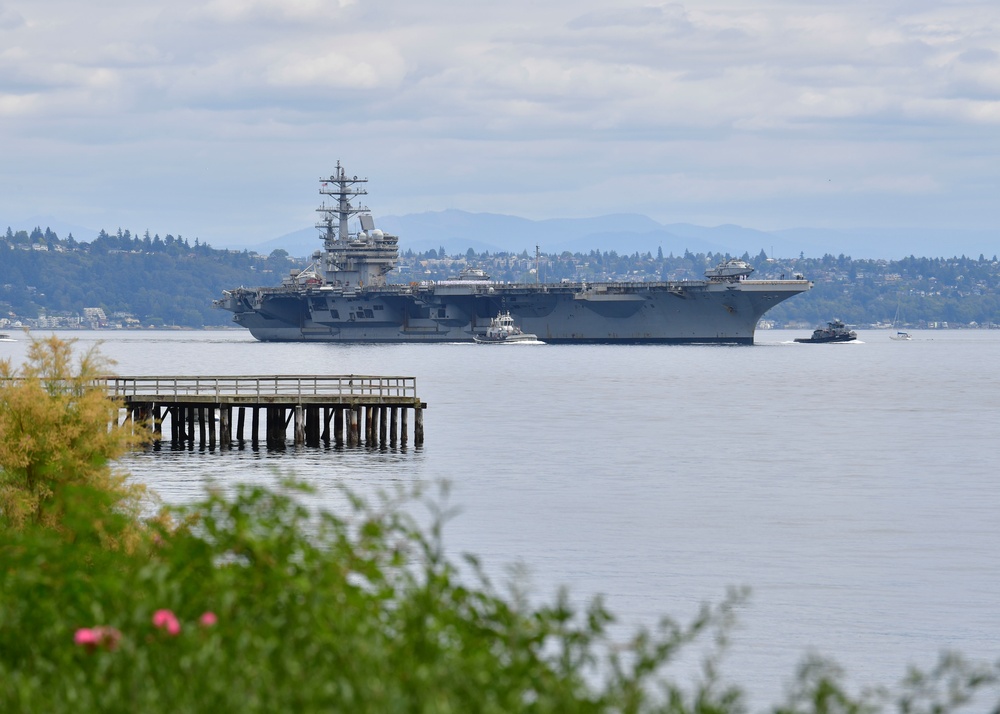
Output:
[215, 163, 812, 343]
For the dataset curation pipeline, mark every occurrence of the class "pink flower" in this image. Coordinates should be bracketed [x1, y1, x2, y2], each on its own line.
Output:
[152, 609, 181, 636]
[199, 611, 218, 627]
[74, 628, 99, 651]
[74, 626, 122, 652]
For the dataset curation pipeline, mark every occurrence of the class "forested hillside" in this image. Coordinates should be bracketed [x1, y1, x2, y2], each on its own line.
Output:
[3, 226, 999, 329]
[1, 228, 296, 327]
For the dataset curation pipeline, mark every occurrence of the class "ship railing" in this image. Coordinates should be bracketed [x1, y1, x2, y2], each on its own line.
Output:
[100, 375, 418, 401]
[490, 280, 693, 292]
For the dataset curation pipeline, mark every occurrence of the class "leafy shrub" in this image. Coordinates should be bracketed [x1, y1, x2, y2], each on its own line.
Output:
[0, 481, 735, 712]
[0, 336, 149, 543]
[3, 481, 999, 713]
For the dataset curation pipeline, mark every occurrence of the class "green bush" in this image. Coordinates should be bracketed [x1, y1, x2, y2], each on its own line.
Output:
[0, 481, 730, 712]
[2, 481, 998, 713]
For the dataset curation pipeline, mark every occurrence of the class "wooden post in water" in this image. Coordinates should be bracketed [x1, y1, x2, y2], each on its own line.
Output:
[208, 407, 217, 449]
[266, 407, 276, 446]
[170, 407, 180, 445]
[349, 407, 360, 446]
[220, 406, 231, 449]
[379, 406, 387, 446]
[294, 405, 305, 446]
[277, 407, 288, 446]
[334, 408, 344, 446]
[390, 407, 398, 447]
[307, 406, 320, 446]
[401, 407, 408, 445]
[321, 407, 331, 444]
[414, 407, 424, 446]
[236, 407, 246, 442]
[196, 407, 205, 447]
[251, 407, 260, 447]
[187, 407, 195, 446]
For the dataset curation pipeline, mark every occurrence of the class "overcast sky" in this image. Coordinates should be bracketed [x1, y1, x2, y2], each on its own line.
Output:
[2, 0, 998, 248]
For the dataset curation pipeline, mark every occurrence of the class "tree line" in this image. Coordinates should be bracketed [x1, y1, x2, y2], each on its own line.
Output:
[2, 228, 297, 326]
[4, 226, 1000, 327]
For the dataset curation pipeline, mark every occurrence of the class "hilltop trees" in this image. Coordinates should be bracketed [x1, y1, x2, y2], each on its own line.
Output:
[1, 228, 297, 327]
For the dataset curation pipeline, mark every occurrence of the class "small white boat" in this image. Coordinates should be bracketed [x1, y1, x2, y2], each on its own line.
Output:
[889, 298, 910, 340]
[474, 311, 542, 344]
[0, 333, 16, 342]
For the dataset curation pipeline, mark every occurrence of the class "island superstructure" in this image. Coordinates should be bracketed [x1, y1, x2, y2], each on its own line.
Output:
[215, 163, 813, 343]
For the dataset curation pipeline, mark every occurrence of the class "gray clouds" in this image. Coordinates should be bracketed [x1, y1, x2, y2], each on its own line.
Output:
[2, 0, 998, 246]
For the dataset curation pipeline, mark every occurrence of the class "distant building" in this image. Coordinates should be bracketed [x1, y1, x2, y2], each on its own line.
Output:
[83, 307, 108, 328]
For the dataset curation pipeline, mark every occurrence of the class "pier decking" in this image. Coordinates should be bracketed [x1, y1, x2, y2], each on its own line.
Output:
[109, 375, 426, 449]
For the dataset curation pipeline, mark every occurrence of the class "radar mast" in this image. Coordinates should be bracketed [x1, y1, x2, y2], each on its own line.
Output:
[314, 161, 398, 288]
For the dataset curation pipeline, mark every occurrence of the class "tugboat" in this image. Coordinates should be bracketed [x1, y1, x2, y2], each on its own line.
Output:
[794, 319, 857, 344]
[474, 311, 542, 344]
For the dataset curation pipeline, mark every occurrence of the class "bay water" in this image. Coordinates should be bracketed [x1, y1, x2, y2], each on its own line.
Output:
[4, 329, 998, 707]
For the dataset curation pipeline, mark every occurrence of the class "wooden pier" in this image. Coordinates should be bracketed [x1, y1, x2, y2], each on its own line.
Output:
[107, 375, 426, 449]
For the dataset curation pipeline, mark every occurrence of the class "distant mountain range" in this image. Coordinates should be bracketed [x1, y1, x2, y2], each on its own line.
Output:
[9, 211, 997, 261]
[252, 210, 998, 261]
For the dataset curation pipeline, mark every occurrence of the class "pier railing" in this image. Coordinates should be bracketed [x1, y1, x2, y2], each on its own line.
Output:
[103, 375, 417, 401]
[4, 374, 425, 448]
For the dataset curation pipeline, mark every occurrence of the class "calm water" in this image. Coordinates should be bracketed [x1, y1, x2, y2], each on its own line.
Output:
[4, 329, 998, 706]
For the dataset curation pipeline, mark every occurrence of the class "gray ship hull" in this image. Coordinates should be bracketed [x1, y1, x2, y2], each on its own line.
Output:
[218, 278, 811, 344]
[216, 164, 812, 344]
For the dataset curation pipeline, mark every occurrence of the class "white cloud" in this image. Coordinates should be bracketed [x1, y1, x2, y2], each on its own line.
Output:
[261, 39, 408, 90]
[1, 0, 999, 244]
[198, 0, 356, 24]
[0, 92, 38, 116]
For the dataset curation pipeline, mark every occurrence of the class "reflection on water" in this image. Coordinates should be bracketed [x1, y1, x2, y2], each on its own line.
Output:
[125, 440, 426, 513]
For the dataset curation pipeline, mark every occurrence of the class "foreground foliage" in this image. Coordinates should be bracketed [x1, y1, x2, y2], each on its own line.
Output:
[2, 482, 998, 713]
[0, 336, 149, 540]
[0, 482, 725, 712]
